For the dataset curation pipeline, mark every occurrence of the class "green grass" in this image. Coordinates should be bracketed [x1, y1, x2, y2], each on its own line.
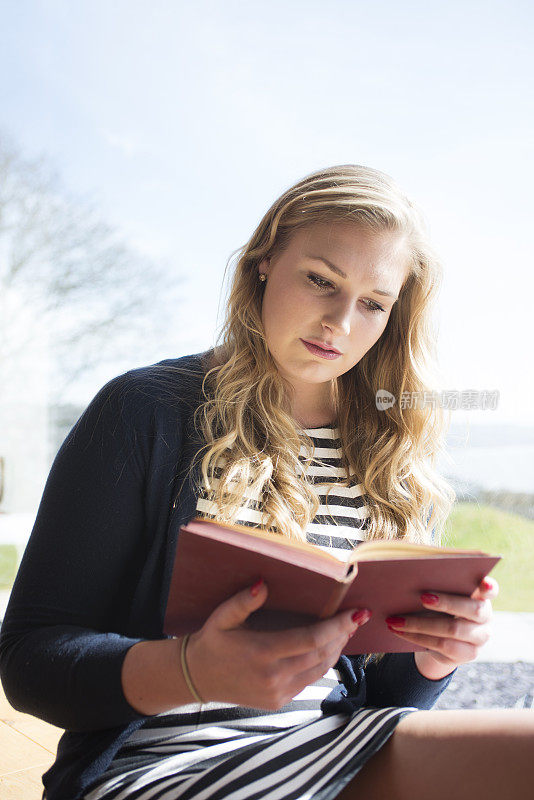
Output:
[441, 502, 534, 612]
[0, 544, 18, 590]
[1, 502, 533, 609]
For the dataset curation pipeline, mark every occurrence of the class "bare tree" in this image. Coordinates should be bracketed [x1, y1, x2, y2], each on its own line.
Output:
[0, 131, 184, 405]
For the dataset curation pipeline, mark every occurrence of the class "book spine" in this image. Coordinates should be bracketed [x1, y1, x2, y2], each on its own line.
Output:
[318, 576, 353, 619]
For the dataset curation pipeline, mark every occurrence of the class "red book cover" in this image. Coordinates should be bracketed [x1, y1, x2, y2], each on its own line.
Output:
[163, 517, 501, 654]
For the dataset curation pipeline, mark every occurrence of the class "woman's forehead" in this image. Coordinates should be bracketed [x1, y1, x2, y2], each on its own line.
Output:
[284, 222, 410, 281]
[295, 220, 401, 248]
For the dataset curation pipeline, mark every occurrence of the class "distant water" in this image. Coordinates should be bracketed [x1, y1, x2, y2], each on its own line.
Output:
[436, 445, 534, 494]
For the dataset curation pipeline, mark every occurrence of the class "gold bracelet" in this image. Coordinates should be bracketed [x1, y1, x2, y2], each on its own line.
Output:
[180, 634, 204, 704]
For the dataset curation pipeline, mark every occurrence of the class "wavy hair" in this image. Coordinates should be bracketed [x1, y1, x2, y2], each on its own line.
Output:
[187, 165, 454, 553]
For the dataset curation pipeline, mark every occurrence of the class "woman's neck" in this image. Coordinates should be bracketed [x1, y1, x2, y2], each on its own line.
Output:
[291, 398, 338, 430]
[295, 416, 338, 429]
[203, 347, 338, 429]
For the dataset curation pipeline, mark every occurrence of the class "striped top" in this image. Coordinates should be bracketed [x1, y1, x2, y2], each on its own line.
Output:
[194, 423, 371, 562]
[123, 425, 371, 743]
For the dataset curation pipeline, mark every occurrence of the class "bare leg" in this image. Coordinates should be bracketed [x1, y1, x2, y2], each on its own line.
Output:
[336, 709, 534, 800]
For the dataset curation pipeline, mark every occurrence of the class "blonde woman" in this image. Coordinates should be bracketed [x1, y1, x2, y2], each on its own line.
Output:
[1, 165, 531, 800]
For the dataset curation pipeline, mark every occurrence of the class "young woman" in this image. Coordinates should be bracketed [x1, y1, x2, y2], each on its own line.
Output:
[1, 165, 532, 800]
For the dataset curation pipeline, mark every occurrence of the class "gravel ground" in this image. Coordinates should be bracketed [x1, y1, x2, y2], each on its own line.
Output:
[433, 661, 534, 710]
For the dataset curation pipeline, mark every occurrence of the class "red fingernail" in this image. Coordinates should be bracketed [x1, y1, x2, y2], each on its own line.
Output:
[420, 593, 439, 605]
[352, 609, 371, 625]
[481, 579, 492, 591]
[387, 625, 405, 634]
[250, 578, 264, 596]
[385, 616, 405, 627]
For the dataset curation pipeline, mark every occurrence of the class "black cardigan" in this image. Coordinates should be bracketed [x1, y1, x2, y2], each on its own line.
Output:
[0, 351, 455, 800]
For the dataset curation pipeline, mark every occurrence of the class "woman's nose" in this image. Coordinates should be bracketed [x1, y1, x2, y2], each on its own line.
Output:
[321, 301, 352, 337]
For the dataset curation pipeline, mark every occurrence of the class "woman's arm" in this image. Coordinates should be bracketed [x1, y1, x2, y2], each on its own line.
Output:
[0, 371, 173, 731]
[121, 637, 201, 715]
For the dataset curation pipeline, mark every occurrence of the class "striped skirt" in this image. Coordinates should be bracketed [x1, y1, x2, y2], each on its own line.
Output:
[82, 699, 415, 800]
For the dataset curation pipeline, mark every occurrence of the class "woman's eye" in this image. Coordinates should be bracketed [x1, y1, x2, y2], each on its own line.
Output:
[306, 273, 334, 291]
[363, 299, 386, 314]
[307, 273, 386, 314]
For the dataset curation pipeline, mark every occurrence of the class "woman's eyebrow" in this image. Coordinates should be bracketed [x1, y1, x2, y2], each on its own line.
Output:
[304, 254, 347, 278]
[303, 254, 399, 299]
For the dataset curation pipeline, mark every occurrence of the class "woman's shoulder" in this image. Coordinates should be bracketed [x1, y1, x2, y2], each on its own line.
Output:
[102, 350, 208, 397]
[77, 351, 211, 435]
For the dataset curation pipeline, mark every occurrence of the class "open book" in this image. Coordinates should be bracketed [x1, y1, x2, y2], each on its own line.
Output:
[163, 516, 501, 654]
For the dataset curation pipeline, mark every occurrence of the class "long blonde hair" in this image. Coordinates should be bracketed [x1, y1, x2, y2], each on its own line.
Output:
[187, 164, 455, 549]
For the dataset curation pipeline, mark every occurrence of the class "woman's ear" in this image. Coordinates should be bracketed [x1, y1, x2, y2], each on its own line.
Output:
[258, 257, 271, 279]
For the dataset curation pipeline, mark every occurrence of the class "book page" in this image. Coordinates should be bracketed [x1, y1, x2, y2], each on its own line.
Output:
[186, 517, 490, 572]
[347, 539, 488, 564]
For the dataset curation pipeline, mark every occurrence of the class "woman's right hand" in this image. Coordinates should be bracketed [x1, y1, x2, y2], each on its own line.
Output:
[185, 579, 372, 711]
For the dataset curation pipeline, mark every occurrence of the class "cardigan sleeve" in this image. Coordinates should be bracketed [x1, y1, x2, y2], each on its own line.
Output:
[364, 651, 456, 710]
[0, 372, 160, 732]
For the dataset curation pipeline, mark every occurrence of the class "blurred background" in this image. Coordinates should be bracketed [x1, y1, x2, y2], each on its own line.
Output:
[0, 0, 533, 611]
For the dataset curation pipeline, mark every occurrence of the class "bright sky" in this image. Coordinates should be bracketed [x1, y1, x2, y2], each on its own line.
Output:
[1, 0, 533, 424]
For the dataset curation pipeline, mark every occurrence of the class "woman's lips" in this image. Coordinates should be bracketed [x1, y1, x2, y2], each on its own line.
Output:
[301, 339, 341, 360]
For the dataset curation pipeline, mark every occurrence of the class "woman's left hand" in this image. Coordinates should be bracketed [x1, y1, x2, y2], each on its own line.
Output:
[385, 576, 499, 679]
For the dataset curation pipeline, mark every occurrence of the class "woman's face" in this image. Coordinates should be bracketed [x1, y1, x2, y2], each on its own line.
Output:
[258, 222, 409, 422]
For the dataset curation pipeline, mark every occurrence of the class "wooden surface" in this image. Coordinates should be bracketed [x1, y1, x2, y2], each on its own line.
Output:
[0, 684, 63, 800]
